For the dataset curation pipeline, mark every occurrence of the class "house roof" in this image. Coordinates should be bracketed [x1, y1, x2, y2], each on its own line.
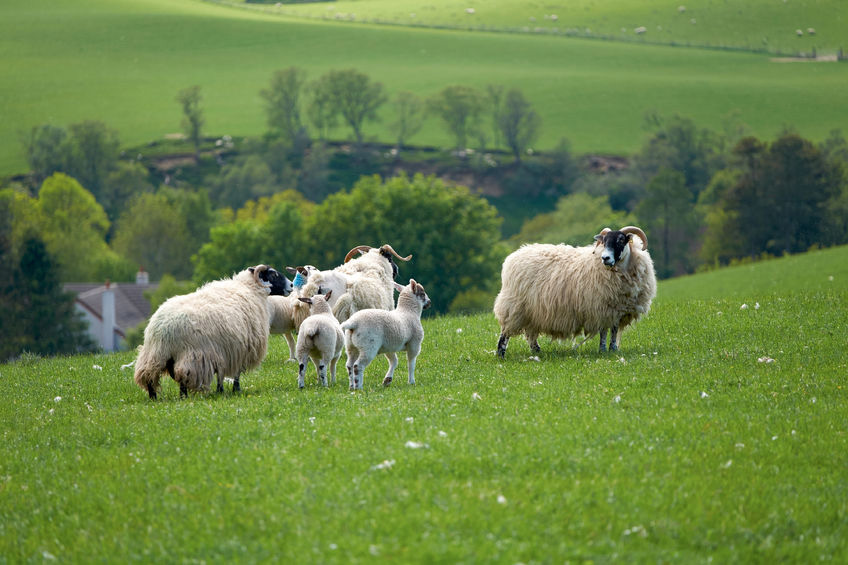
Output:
[64, 282, 159, 337]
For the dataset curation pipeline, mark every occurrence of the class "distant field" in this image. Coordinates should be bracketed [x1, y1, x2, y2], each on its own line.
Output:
[1, 246, 846, 561]
[234, 0, 848, 54]
[1, 0, 847, 176]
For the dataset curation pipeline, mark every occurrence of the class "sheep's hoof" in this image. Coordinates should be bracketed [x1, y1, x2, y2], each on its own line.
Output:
[382, 377, 393, 387]
[233, 379, 241, 393]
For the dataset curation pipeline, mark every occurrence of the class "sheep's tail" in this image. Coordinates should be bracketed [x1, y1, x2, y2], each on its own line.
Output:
[134, 344, 170, 397]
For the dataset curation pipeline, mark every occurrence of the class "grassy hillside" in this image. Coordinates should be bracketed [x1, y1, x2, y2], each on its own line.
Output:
[1, 0, 847, 176]
[238, 0, 848, 54]
[1, 246, 846, 561]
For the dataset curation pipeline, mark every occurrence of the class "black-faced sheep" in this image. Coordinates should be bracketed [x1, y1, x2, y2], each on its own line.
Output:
[134, 265, 292, 399]
[294, 291, 343, 388]
[493, 226, 656, 358]
[341, 279, 431, 390]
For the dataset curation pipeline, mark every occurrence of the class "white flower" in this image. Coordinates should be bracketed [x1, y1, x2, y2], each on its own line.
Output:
[53, 396, 62, 403]
[740, 304, 748, 310]
[721, 459, 733, 469]
[92, 364, 103, 371]
[700, 391, 709, 399]
[497, 494, 507, 505]
[758, 356, 775, 363]
[405, 441, 429, 449]
[438, 430, 448, 438]
[613, 395, 621, 403]
[735, 443, 745, 449]
[527, 356, 541, 362]
[370, 459, 395, 471]
[472, 392, 482, 401]
[754, 302, 760, 310]
[772, 435, 778, 441]
[404, 417, 414, 423]
[456, 328, 463, 334]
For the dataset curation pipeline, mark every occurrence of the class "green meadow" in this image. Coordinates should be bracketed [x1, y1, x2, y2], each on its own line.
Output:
[1, 0, 847, 176]
[2, 246, 847, 562]
[236, 0, 848, 54]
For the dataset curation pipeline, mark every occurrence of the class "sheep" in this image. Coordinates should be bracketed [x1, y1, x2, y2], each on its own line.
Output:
[134, 265, 293, 399]
[268, 266, 319, 360]
[294, 291, 344, 388]
[493, 226, 656, 358]
[341, 279, 431, 390]
[298, 244, 412, 323]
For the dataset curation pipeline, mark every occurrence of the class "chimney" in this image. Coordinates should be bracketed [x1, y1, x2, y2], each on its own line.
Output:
[136, 267, 149, 285]
[102, 280, 115, 352]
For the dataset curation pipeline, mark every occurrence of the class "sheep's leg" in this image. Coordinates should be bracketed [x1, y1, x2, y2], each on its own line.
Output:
[329, 356, 339, 386]
[382, 352, 398, 387]
[180, 383, 188, 398]
[317, 358, 328, 387]
[407, 351, 417, 386]
[496, 333, 510, 358]
[345, 345, 358, 390]
[610, 324, 620, 352]
[297, 355, 309, 389]
[352, 351, 375, 391]
[284, 332, 297, 361]
[146, 383, 157, 400]
[233, 374, 241, 393]
[599, 328, 608, 352]
[526, 332, 541, 353]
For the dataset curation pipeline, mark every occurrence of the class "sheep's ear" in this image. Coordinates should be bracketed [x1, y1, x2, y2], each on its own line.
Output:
[285, 266, 297, 275]
[392, 282, 404, 293]
[248, 267, 256, 274]
[409, 279, 418, 291]
[298, 297, 312, 305]
[323, 290, 332, 301]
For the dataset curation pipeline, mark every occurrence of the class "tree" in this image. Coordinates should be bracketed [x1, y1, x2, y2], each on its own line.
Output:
[319, 69, 387, 146]
[304, 174, 505, 315]
[390, 91, 425, 153]
[428, 85, 484, 152]
[306, 74, 338, 141]
[63, 120, 121, 201]
[111, 192, 194, 280]
[102, 160, 155, 221]
[635, 168, 698, 277]
[21, 124, 67, 185]
[498, 88, 541, 163]
[4, 235, 95, 360]
[176, 85, 205, 156]
[205, 155, 278, 210]
[261, 67, 308, 141]
[486, 84, 505, 150]
[37, 173, 113, 281]
[192, 220, 270, 283]
[510, 192, 634, 248]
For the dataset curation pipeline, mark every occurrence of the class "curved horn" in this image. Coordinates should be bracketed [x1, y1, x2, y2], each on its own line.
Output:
[620, 226, 648, 250]
[344, 245, 372, 263]
[380, 244, 412, 262]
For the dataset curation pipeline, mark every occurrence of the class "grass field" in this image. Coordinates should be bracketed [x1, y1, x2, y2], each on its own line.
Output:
[2, 246, 847, 562]
[1, 0, 847, 176]
[233, 0, 848, 54]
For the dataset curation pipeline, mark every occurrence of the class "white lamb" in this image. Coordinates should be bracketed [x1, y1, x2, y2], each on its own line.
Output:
[134, 265, 293, 399]
[341, 279, 431, 390]
[268, 265, 319, 360]
[294, 291, 344, 388]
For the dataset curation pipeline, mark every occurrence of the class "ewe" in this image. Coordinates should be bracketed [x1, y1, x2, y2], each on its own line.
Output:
[134, 265, 292, 399]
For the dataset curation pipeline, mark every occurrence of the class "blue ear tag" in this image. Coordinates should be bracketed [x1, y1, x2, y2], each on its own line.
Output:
[293, 272, 306, 288]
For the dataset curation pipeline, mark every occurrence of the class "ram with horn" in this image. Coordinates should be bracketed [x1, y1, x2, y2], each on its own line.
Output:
[298, 244, 413, 323]
[493, 226, 656, 358]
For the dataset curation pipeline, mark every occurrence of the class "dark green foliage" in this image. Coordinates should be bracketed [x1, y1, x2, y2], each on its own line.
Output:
[21, 124, 67, 186]
[305, 174, 506, 314]
[498, 88, 541, 163]
[314, 69, 387, 146]
[1, 235, 94, 361]
[260, 68, 307, 142]
[428, 85, 485, 151]
[63, 120, 121, 200]
[205, 154, 279, 210]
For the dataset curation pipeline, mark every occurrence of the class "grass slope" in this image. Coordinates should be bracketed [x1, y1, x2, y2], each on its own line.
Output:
[1, 0, 847, 176]
[1, 246, 847, 562]
[239, 0, 848, 54]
